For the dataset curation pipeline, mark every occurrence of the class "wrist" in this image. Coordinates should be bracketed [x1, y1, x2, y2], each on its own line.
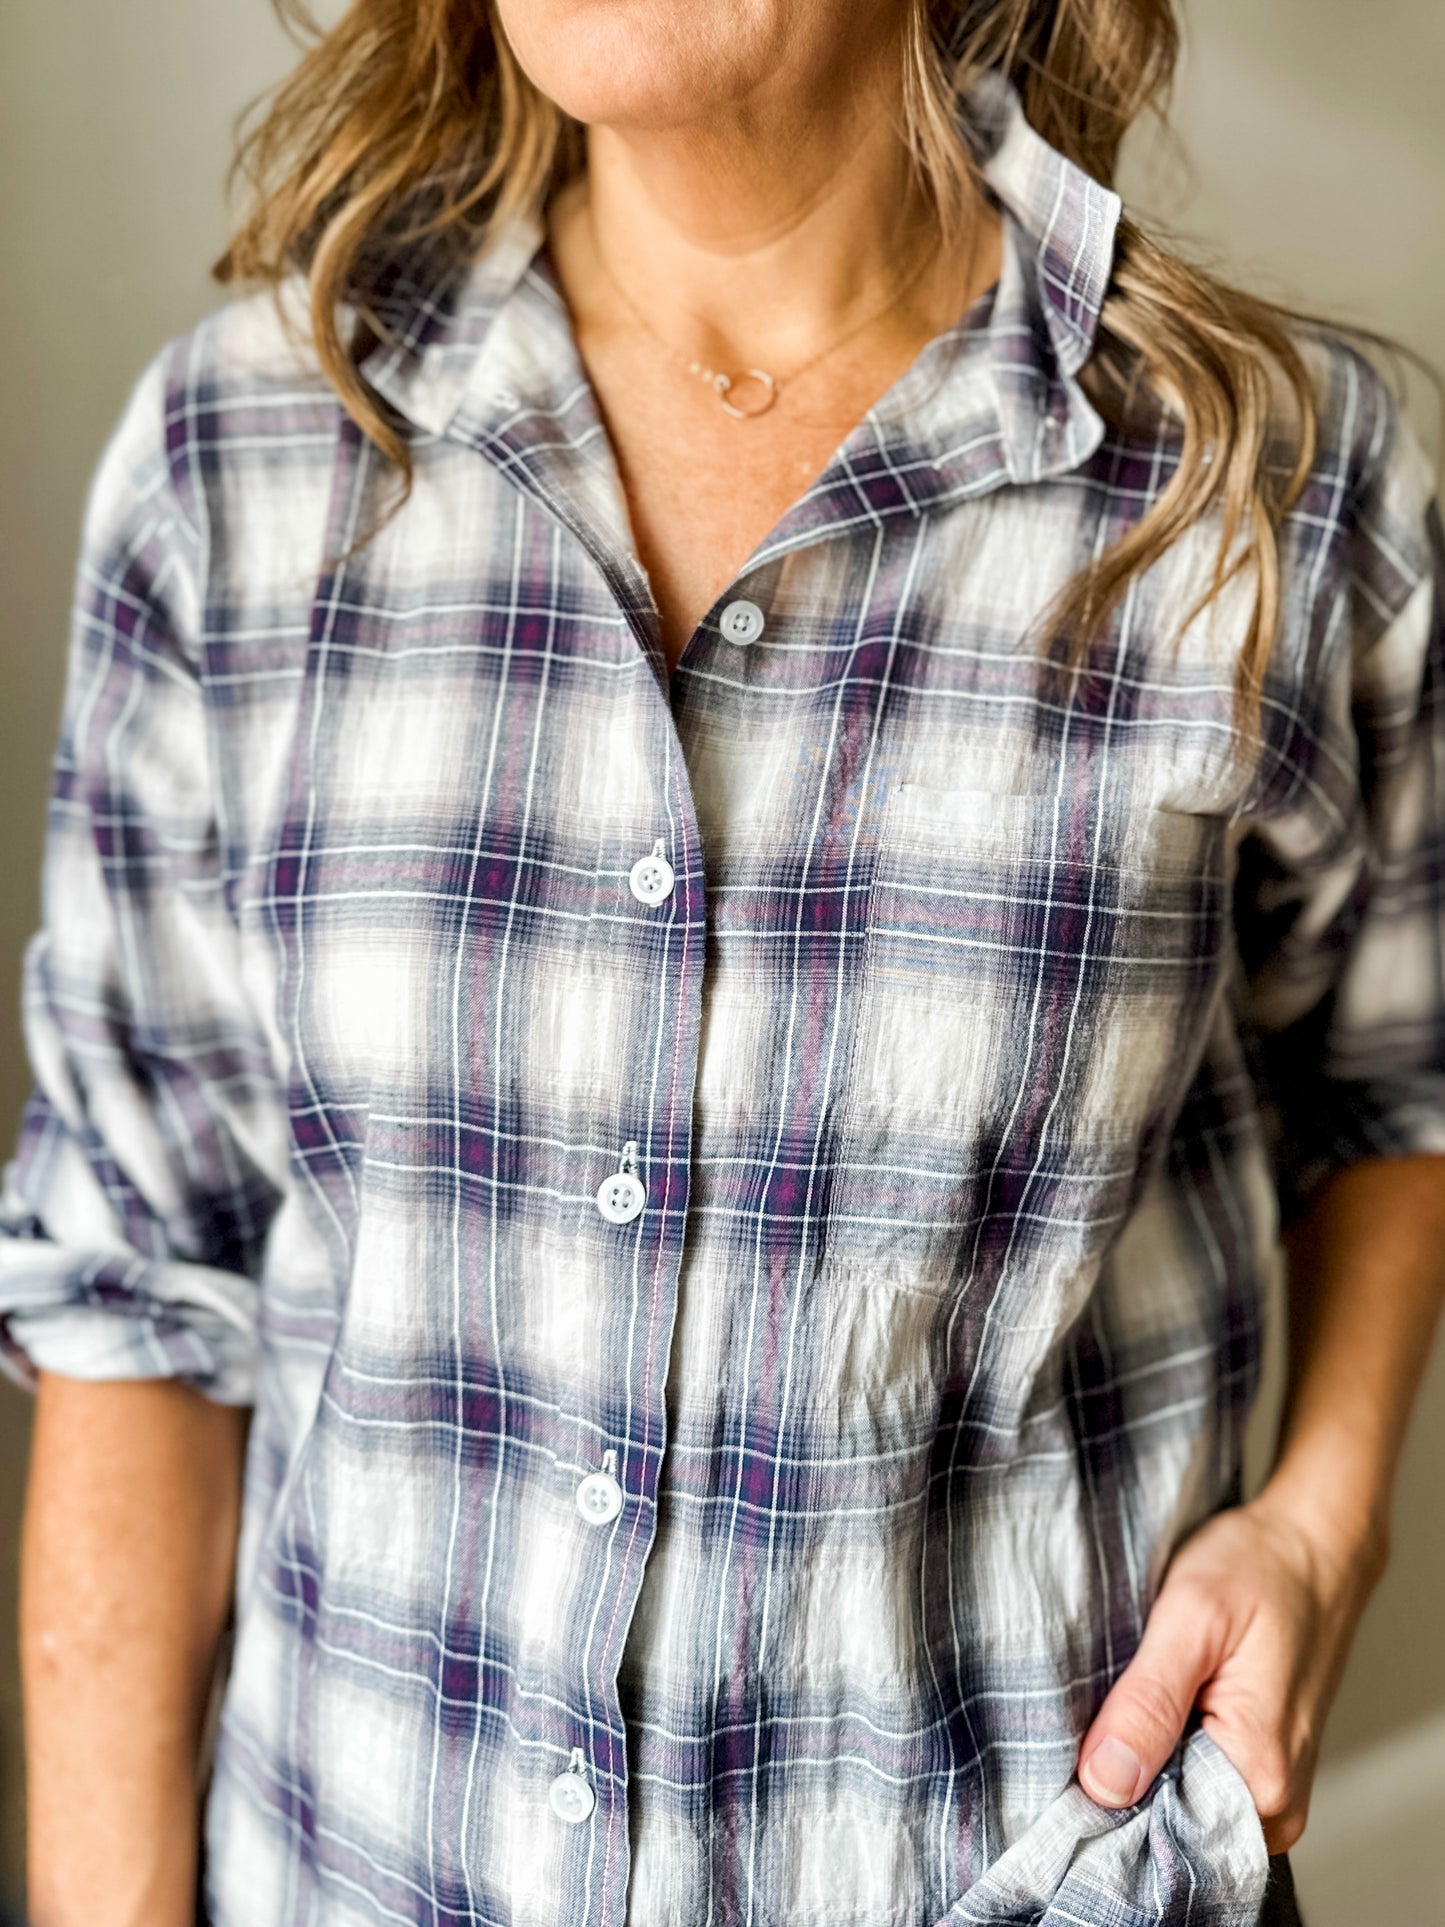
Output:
[1255, 1450, 1391, 1599]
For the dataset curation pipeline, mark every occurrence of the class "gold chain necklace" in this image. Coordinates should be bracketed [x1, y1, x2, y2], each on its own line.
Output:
[587, 204, 941, 420]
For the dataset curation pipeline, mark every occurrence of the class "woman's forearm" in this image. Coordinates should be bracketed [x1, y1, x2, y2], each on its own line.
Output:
[1270, 1151, 1445, 1565]
[21, 1373, 249, 1927]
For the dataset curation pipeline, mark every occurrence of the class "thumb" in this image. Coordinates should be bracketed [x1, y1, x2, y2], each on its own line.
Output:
[1078, 1585, 1224, 1808]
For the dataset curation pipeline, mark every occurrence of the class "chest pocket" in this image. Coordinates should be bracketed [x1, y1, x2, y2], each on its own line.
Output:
[834, 782, 1229, 1277]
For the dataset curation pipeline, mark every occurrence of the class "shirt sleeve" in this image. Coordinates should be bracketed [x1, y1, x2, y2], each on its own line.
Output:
[0, 345, 291, 1404]
[1235, 372, 1445, 1229]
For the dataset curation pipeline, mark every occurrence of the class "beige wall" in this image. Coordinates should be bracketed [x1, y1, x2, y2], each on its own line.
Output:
[0, 1, 1440, 1914]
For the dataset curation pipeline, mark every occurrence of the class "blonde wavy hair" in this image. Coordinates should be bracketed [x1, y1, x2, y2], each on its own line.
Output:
[218, 0, 1377, 736]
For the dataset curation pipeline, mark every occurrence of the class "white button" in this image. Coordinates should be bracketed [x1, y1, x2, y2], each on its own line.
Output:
[576, 1452, 624, 1526]
[720, 599, 765, 645]
[549, 1751, 596, 1824]
[629, 840, 675, 906]
[596, 1141, 645, 1224]
[596, 1172, 645, 1223]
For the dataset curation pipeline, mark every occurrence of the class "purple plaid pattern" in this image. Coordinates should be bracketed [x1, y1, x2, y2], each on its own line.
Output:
[3, 76, 1443, 1927]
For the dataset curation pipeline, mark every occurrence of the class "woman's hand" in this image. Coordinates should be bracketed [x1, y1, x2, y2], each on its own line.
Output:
[1079, 1151, 1445, 1856]
[1075, 1485, 1385, 1853]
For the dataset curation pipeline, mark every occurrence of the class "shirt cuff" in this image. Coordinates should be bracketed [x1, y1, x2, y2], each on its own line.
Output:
[0, 1247, 259, 1404]
[1270, 1071, 1445, 1225]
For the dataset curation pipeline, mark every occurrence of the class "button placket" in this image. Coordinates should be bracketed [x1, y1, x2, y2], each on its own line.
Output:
[548, 1746, 597, 1824]
[595, 1140, 646, 1224]
[575, 1448, 624, 1526]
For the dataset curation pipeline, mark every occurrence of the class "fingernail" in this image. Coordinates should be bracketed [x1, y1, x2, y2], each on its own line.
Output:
[1082, 1735, 1143, 1805]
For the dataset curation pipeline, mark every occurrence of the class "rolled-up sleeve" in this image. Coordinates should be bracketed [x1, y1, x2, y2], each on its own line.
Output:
[0, 348, 290, 1403]
[1237, 379, 1445, 1227]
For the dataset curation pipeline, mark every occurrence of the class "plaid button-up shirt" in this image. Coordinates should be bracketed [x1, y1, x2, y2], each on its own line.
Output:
[4, 74, 1443, 1927]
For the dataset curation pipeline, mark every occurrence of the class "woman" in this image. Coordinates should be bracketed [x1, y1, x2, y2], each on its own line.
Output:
[6, 0, 1444, 1922]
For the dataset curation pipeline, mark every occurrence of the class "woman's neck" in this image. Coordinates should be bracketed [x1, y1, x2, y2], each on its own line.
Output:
[541, 26, 1002, 667]
[575, 36, 961, 382]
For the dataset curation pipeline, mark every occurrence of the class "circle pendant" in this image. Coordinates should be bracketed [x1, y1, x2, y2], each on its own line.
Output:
[717, 370, 778, 420]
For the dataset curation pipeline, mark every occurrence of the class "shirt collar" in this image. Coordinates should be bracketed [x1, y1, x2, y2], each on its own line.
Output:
[361, 71, 1121, 544]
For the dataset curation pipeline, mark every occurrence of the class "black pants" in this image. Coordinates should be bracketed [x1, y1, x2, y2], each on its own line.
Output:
[1261, 1855, 1304, 1925]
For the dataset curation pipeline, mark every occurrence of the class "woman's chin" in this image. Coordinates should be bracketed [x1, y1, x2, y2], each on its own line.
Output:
[496, 0, 780, 132]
